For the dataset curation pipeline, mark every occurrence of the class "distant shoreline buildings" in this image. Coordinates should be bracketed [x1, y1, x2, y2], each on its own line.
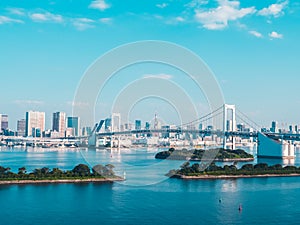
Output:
[0, 110, 300, 139]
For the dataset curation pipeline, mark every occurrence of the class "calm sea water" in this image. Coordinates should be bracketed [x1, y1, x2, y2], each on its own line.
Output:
[1, 146, 300, 225]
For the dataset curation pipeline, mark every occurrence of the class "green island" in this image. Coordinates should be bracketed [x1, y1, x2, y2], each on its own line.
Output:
[0, 164, 123, 185]
[167, 162, 300, 179]
[155, 148, 254, 162]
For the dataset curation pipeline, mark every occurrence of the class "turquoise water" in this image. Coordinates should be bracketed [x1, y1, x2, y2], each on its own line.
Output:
[1, 147, 300, 224]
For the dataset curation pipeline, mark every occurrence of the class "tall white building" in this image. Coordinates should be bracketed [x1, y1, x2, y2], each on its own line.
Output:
[17, 119, 26, 137]
[25, 111, 45, 137]
[0, 114, 8, 131]
[52, 112, 66, 137]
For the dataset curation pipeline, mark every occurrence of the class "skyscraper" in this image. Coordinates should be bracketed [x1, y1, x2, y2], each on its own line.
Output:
[135, 120, 141, 130]
[17, 119, 26, 137]
[0, 114, 8, 131]
[270, 121, 278, 133]
[145, 122, 150, 130]
[52, 112, 66, 137]
[25, 111, 45, 137]
[67, 117, 80, 136]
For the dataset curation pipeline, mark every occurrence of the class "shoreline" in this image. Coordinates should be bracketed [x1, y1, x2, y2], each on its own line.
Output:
[156, 157, 254, 162]
[0, 177, 124, 185]
[189, 157, 254, 162]
[175, 174, 300, 180]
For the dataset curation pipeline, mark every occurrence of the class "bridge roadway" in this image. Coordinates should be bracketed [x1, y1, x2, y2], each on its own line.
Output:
[96, 129, 300, 141]
[96, 129, 256, 137]
[3, 131, 300, 142]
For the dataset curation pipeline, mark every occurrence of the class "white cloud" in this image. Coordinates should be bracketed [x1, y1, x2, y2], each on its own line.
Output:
[269, 31, 283, 39]
[175, 16, 185, 22]
[258, 1, 288, 17]
[0, 15, 23, 24]
[156, 3, 168, 8]
[153, 14, 164, 20]
[75, 18, 94, 23]
[29, 12, 63, 23]
[143, 73, 173, 80]
[72, 18, 95, 30]
[6, 7, 25, 16]
[89, 0, 110, 11]
[249, 30, 263, 38]
[14, 100, 44, 105]
[67, 101, 90, 107]
[99, 17, 112, 24]
[195, 0, 256, 30]
[186, 0, 209, 8]
[166, 16, 186, 24]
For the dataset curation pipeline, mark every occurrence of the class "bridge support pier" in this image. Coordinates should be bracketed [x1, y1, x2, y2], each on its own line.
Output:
[257, 132, 295, 159]
[88, 133, 96, 148]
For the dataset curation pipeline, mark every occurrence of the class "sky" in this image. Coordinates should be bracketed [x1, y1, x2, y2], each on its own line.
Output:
[0, 0, 300, 130]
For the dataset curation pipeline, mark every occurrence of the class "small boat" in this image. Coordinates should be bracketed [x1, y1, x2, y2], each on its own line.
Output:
[238, 204, 242, 211]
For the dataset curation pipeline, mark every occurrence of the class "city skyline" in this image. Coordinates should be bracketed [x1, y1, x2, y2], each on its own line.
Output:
[1, 108, 300, 137]
[1, 0, 300, 129]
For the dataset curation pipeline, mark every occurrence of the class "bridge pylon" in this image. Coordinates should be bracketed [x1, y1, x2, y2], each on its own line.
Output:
[111, 113, 121, 151]
[223, 104, 236, 150]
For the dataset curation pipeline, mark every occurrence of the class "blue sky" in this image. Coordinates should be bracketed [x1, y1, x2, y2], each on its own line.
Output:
[0, 0, 300, 130]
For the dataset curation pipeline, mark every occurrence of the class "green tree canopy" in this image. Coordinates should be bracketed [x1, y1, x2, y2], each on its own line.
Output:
[72, 164, 91, 176]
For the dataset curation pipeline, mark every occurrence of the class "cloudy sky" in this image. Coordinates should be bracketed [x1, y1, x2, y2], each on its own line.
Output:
[0, 0, 299, 130]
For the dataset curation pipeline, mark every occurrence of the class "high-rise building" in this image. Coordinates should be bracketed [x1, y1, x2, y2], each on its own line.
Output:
[162, 125, 170, 138]
[52, 112, 66, 137]
[145, 122, 150, 130]
[17, 119, 26, 137]
[135, 120, 141, 130]
[199, 123, 203, 131]
[67, 117, 80, 136]
[0, 114, 8, 131]
[270, 121, 278, 133]
[25, 111, 45, 137]
[124, 123, 133, 131]
[289, 125, 293, 133]
[237, 123, 246, 132]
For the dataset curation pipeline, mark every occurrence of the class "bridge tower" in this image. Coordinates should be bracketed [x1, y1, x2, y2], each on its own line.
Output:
[223, 104, 236, 150]
[111, 113, 121, 149]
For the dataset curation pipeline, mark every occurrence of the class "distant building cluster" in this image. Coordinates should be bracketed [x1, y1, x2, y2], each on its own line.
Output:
[261, 121, 299, 134]
[1, 109, 299, 141]
[0, 111, 82, 138]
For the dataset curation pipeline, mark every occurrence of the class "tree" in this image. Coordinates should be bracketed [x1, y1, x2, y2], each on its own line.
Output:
[254, 163, 268, 170]
[41, 167, 50, 175]
[169, 148, 175, 152]
[51, 168, 63, 176]
[0, 166, 6, 174]
[206, 162, 222, 172]
[92, 164, 115, 177]
[72, 164, 91, 176]
[104, 164, 115, 177]
[191, 163, 201, 173]
[241, 164, 254, 171]
[180, 162, 190, 170]
[270, 164, 282, 170]
[18, 167, 26, 175]
[0, 166, 11, 175]
[33, 169, 42, 177]
[92, 164, 106, 176]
